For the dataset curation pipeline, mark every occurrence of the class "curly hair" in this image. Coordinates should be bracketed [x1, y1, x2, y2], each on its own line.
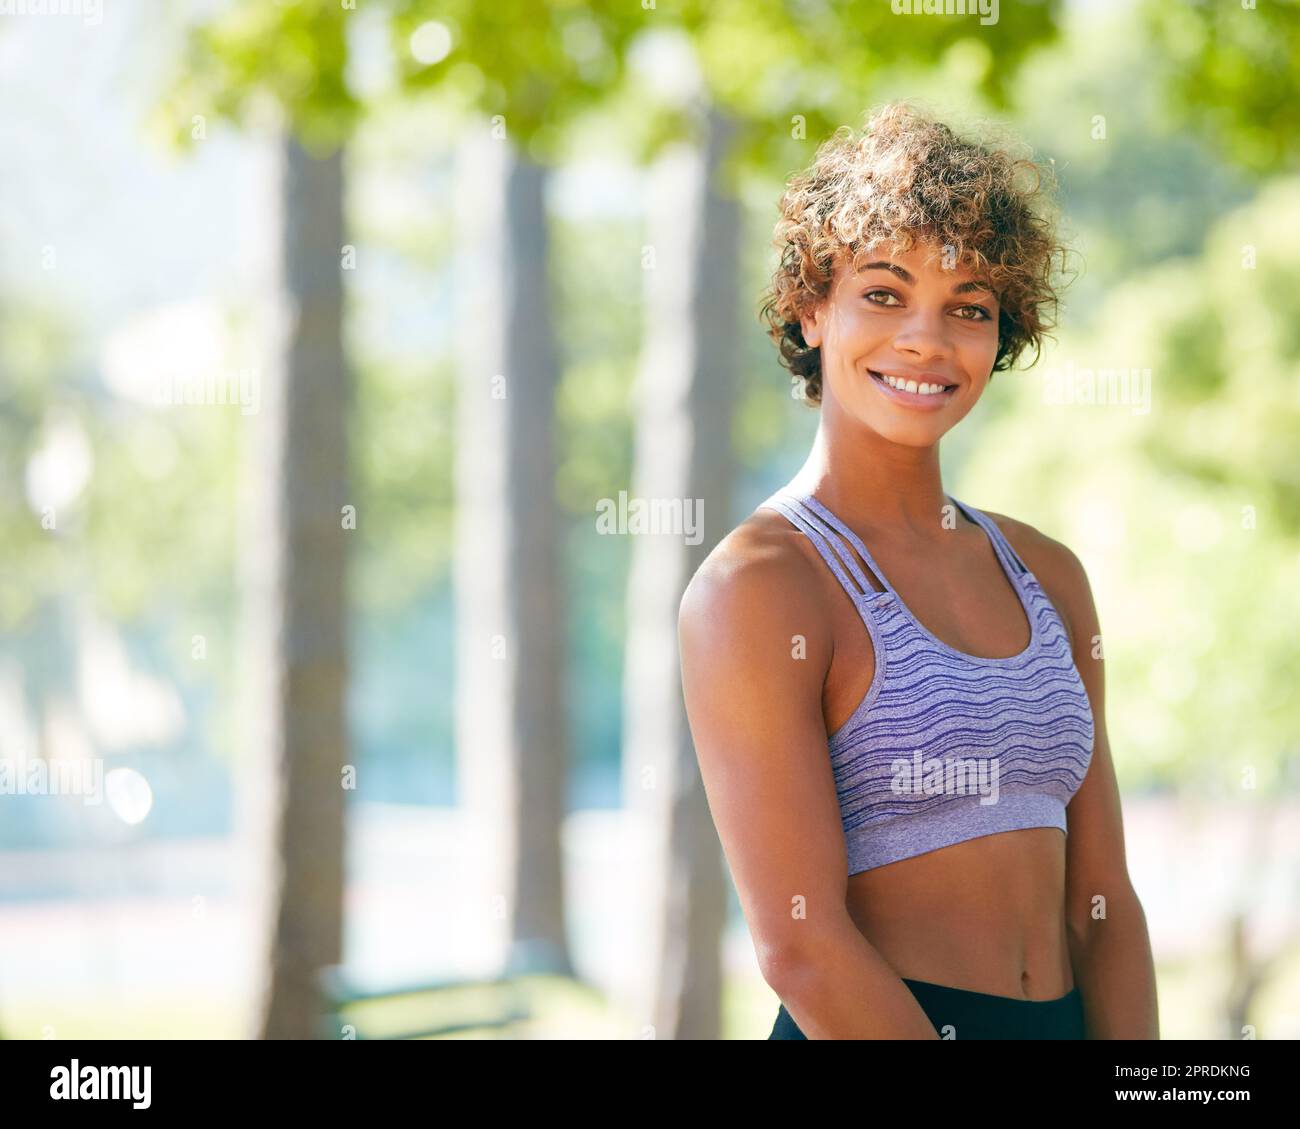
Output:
[758, 101, 1074, 406]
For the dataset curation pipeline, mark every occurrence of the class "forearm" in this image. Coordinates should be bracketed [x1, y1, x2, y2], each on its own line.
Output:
[766, 918, 940, 1040]
[1068, 887, 1160, 1038]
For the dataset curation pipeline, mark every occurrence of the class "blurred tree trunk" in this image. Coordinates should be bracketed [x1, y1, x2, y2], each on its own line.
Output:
[249, 132, 349, 1040]
[1224, 795, 1297, 1039]
[621, 99, 739, 1039]
[453, 126, 571, 977]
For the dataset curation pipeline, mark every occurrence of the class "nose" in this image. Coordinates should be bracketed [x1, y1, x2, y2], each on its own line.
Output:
[891, 306, 952, 363]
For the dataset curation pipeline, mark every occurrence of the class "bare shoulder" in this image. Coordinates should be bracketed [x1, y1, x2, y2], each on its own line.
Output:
[678, 506, 828, 647]
[982, 509, 1096, 651]
[677, 505, 836, 756]
[981, 509, 1089, 585]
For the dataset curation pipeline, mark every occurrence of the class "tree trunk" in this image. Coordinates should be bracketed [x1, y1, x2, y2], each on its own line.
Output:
[453, 126, 571, 978]
[248, 131, 349, 1040]
[621, 99, 739, 1039]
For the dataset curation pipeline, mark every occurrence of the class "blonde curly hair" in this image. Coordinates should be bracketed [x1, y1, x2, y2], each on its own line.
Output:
[758, 101, 1074, 405]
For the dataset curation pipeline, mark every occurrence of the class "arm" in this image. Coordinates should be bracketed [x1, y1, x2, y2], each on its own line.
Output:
[1001, 520, 1160, 1039]
[678, 529, 939, 1039]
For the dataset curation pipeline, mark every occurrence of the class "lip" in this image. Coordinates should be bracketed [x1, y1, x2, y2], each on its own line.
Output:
[868, 369, 957, 410]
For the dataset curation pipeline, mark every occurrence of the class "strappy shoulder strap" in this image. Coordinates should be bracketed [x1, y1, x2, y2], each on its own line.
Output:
[796, 493, 899, 599]
[758, 490, 889, 602]
[949, 496, 1028, 577]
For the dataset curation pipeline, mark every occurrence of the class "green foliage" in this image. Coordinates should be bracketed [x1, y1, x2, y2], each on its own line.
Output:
[1005, 0, 1259, 322]
[552, 211, 640, 517]
[152, 0, 361, 154]
[0, 291, 241, 783]
[679, 0, 1064, 174]
[0, 305, 77, 627]
[351, 351, 455, 612]
[387, 1, 1066, 174]
[79, 401, 239, 628]
[344, 99, 461, 612]
[1139, 0, 1300, 175]
[0, 299, 236, 634]
[387, 0, 644, 162]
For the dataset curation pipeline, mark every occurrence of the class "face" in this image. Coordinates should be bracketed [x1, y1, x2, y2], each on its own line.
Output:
[799, 238, 1001, 446]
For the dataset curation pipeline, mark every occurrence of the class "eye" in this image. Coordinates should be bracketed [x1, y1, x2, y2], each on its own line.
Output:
[863, 289, 901, 306]
[865, 290, 993, 322]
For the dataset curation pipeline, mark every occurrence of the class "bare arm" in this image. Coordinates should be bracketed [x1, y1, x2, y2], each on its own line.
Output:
[997, 517, 1160, 1039]
[678, 527, 938, 1039]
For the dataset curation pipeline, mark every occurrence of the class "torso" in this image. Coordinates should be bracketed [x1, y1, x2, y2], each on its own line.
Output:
[746, 504, 1079, 1002]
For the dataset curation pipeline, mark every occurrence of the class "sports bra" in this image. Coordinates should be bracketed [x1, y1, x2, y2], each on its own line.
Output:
[758, 486, 1095, 875]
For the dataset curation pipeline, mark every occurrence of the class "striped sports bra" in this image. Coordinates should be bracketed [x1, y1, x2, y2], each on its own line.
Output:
[759, 487, 1094, 875]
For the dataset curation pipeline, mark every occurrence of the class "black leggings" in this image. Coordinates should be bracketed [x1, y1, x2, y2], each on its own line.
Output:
[769, 978, 1085, 1039]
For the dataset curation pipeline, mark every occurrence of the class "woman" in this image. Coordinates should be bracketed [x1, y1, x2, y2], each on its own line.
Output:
[677, 103, 1159, 1039]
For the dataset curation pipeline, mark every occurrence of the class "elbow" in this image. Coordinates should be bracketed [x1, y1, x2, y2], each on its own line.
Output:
[756, 935, 829, 999]
[756, 908, 862, 994]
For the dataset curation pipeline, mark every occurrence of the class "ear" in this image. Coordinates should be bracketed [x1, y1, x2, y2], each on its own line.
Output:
[799, 304, 823, 349]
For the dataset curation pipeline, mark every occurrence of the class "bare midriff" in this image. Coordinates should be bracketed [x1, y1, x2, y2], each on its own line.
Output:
[844, 826, 1074, 1001]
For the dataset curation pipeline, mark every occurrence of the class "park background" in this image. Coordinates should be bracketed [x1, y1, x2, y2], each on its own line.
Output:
[1, 0, 1298, 1039]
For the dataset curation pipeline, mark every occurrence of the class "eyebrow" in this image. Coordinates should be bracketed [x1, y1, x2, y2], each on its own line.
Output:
[860, 260, 993, 297]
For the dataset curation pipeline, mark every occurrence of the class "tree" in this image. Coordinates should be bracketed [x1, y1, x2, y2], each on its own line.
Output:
[156, 0, 360, 1039]
[387, 0, 646, 980]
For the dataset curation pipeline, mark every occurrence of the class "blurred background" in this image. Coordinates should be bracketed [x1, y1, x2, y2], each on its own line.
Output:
[2, 0, 1298, 1040]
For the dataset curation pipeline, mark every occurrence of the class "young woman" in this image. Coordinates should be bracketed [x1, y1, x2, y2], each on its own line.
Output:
[678, 103, 1159, 1039]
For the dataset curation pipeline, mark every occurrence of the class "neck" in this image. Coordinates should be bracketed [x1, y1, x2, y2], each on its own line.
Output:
[789, 408, 951, 536]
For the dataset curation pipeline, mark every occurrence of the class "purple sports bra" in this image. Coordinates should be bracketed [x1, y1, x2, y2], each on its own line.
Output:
[759, 487, 1095, 875]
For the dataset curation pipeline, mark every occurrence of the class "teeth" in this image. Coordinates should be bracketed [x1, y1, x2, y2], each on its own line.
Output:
[875, 371, 950, 396]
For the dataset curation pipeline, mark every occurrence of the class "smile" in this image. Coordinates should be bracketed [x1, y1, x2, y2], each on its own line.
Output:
[868, 368, 957, 407]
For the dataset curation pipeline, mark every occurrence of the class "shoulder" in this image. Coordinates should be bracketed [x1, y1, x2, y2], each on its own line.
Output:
[981, 509, 1097, 653]
[678, 506, 830, 647]
[678, 507, 838, 750]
